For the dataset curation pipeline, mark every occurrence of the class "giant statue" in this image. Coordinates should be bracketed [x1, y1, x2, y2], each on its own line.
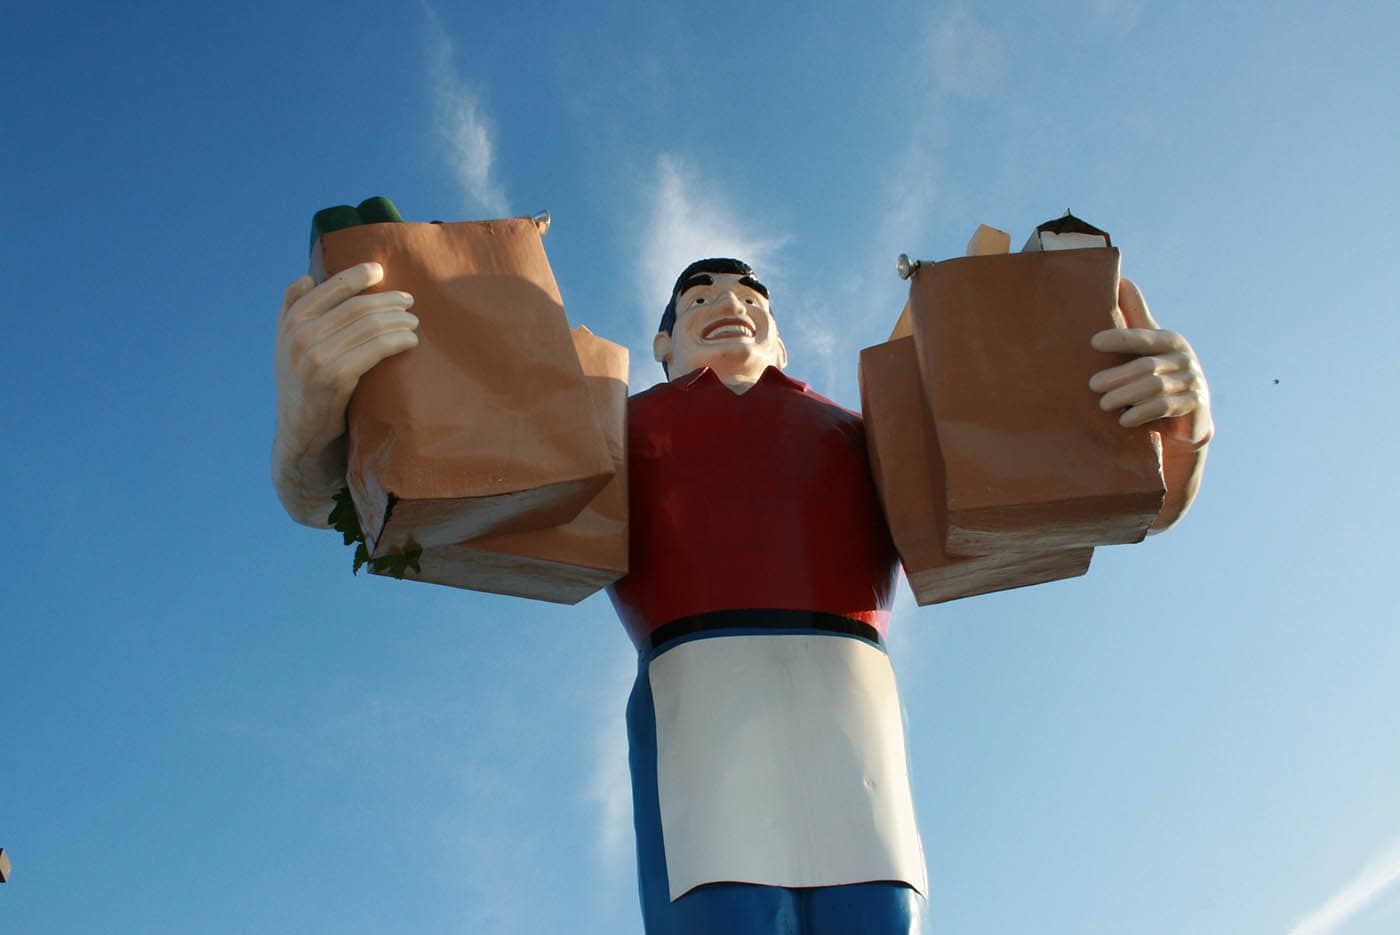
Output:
[271, 216, 1211, 934]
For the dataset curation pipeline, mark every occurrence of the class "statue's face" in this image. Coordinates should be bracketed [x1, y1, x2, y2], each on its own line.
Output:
[653, 272, 788, 385]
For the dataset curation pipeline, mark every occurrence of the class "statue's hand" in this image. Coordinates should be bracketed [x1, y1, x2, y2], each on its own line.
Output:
[272, 262, 418, 526]
[1088, 278, 1213, 450]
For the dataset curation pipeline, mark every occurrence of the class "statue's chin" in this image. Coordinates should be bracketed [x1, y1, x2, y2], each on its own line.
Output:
[673, 345, 776, 383]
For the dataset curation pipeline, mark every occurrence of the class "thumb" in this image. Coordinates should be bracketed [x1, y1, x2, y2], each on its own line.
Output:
[1117, 277, 1160, 330]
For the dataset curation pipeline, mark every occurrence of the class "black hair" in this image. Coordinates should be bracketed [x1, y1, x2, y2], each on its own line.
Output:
[657, 258, 770, 336]
[657, 258, 770, 377]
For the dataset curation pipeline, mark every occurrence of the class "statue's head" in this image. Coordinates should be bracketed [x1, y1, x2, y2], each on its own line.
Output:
[653, 258, 788, 385]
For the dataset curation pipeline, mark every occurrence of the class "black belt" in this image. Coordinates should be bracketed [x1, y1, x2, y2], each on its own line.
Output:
[646, 609, 882, 654]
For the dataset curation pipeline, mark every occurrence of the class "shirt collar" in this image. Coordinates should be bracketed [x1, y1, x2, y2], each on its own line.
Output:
[670, 365, 810, 393]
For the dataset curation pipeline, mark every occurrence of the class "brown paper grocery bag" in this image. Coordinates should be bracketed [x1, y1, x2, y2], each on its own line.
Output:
[373, 327, 628, 604]
[860, 337, 1093, 605]
[908, 248, 1165, 554]
[312, 219, 615, 557]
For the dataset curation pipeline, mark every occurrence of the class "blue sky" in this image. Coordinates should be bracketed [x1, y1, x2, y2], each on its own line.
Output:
[5, 1, 1399, 932]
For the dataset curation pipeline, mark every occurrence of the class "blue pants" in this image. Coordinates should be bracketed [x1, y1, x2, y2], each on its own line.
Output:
[626, 633, 930, 934]
[637, 880, 927, 934]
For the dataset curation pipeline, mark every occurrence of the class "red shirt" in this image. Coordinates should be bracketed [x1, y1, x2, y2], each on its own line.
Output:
[608, 367, 899, 648]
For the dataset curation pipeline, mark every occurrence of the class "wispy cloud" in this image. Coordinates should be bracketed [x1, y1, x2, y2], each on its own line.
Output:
[425, 8, 510, 218]
[925, 8, 1006, 99]
[1290, 836, 1400, 935]
[835, 8, 1018, 378]
[1090, 0, 1146, 34]
[624, 10, 1003, 401]
[883, 576, 923, 660]
[821, 12, 999, 381]
[851, 128, 941, 333]
[299, 684, 573, 932]
[631, 154, 789, 389]
[587, 645, 641, 880]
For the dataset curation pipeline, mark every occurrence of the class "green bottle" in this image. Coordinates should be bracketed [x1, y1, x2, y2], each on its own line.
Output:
[308, 195, 405, 251]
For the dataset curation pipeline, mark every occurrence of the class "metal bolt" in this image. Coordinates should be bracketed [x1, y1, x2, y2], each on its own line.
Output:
[531, 210, 552, 236]
[896, 253, 925, 280]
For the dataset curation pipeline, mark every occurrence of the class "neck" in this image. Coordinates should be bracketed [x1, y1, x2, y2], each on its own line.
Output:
[671, 361, 769, 394]
[717, 371, 760, 395]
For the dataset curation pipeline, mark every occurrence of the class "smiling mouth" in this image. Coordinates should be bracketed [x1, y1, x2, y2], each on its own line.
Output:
[701, 318, 756, 340]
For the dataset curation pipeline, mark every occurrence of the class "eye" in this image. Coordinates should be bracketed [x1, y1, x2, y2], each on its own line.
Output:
[691, 297, 705, 305]
[744, 298, 756, 305]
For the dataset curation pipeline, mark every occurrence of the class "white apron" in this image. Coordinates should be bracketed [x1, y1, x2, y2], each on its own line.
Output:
[647, 632, 928, 901]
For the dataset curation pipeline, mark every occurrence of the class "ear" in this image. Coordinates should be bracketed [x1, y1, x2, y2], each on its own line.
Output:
[652, 331, 672, 365]
[774, 336, 789, 370]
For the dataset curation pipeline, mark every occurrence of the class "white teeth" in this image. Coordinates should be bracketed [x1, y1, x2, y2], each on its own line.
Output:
[704, 323, 755, 339]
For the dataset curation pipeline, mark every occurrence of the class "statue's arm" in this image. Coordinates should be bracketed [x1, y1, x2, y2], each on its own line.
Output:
[1088, 277, 1213, 533]
[272, 263, 419, 527]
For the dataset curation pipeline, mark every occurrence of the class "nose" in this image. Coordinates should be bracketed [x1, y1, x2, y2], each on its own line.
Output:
[711, 290, 747, 314]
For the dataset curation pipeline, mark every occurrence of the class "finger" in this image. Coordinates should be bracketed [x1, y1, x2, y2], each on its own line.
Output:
[1118, 392, 1197, 428]
[280, 275, 315, 319]
[1089, 350, 1191, 392]
[280, 313, 418, 445]
[1118, 277, 1159, 330]
[328, 329, 421, 392]
[1098, 370, 1197, 411]
[293, 290, 416, 352]
[311, 307, 421, 370]
[284, 261, 386, 330]
[1091, 327, 1188, 357]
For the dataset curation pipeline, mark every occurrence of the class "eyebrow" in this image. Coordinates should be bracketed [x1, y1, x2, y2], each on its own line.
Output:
[677, 274, 714, 295]
[738, 275, 769, 299]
